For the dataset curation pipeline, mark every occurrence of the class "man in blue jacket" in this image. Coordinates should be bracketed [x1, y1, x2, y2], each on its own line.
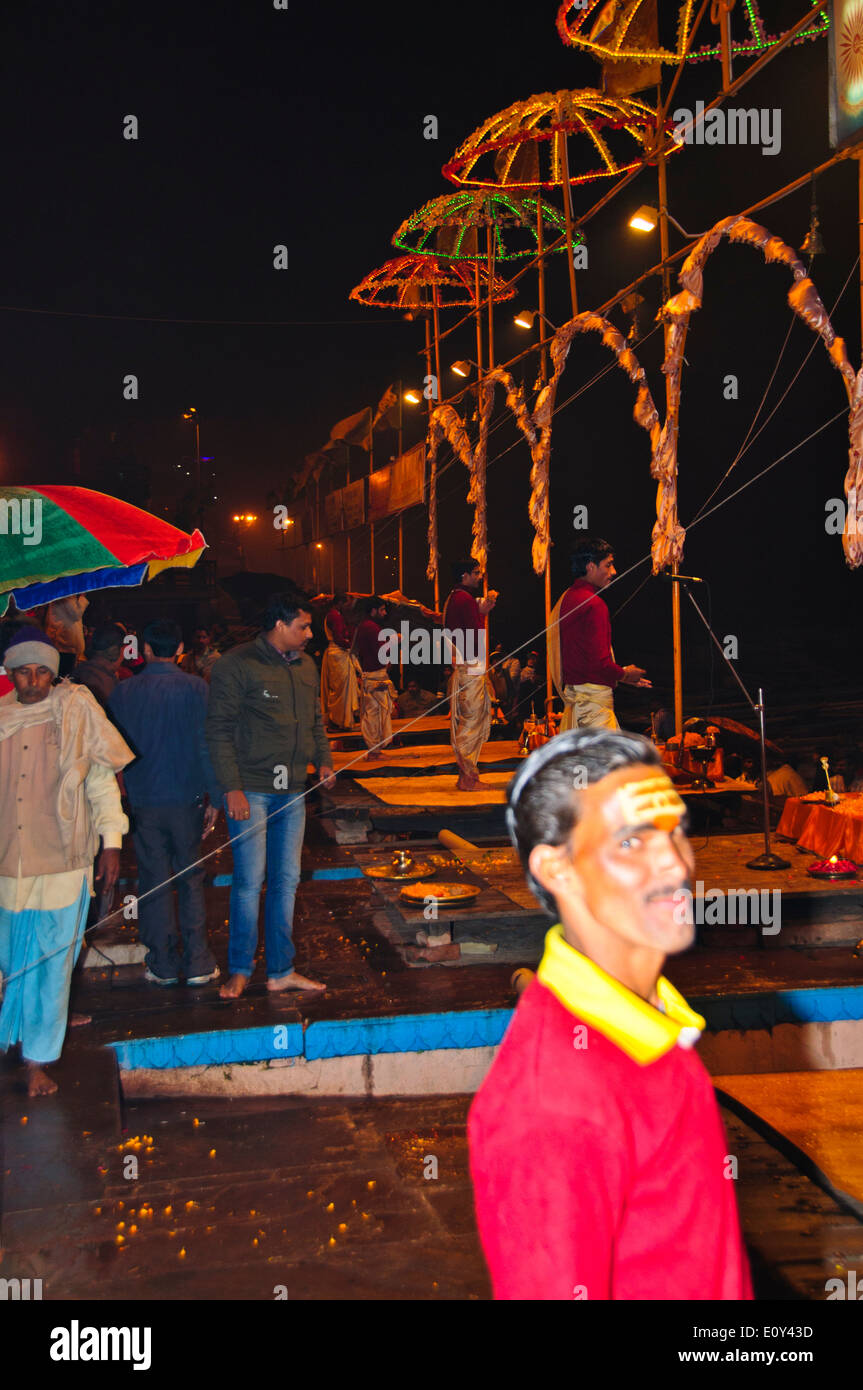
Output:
[109, 618, 222, 987]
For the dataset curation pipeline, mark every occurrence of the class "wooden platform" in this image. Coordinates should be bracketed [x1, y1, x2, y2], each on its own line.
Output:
[717, 1070, 863, 1214]
[331, 741, 521, 777]
[347, 832, 863, 964]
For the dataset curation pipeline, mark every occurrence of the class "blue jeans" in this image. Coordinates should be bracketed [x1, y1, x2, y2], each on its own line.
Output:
[225, 792, 306, 980]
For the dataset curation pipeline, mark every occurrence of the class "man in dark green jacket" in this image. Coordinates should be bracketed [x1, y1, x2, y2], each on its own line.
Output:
[206, 592, 335, 999]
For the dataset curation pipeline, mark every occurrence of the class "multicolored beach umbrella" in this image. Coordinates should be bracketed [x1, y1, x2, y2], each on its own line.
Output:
[0, 485, 206, 614]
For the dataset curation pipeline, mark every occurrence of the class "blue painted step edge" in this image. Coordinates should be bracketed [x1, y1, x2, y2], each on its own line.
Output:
[694, 985, 863, 1033]
[109, 1008, 513, 1071]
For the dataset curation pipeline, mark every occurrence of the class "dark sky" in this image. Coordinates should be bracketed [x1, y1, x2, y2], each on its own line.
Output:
[1, 1, 860, 715]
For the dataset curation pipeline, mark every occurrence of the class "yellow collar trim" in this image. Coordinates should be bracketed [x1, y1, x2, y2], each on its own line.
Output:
[536, 925, 705, 1066]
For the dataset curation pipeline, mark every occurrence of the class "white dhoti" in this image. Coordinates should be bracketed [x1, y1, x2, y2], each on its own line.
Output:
[321, 643, 360, 729]
[450, 660, 491, 781]
[560, 683, 619, 732]
[360, 670, 395, 752]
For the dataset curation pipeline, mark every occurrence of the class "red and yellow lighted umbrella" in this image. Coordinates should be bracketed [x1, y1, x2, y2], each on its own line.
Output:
[0, 485, 206, 614]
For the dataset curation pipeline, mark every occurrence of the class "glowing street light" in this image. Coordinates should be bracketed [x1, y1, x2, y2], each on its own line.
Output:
[514, 309, 557, 332]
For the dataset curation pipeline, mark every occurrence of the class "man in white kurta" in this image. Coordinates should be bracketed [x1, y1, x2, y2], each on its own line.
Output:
[0, 627, 132, 1096]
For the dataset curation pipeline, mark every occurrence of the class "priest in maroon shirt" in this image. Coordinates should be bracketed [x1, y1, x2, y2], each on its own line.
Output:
[469, 729, 753, 1300]
[549, 537, 650, 732]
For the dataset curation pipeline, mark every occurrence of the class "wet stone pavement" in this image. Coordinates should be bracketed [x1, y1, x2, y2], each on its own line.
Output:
[4, 1084, 862, 1300]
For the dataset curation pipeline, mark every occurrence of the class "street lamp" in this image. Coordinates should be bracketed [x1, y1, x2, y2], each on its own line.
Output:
[514, 309, 557, 332]
[182, 408, 201, 514]
[451, 359, 476, 378]
[403, 387, 423, 405]
[628, 205, 708, 239]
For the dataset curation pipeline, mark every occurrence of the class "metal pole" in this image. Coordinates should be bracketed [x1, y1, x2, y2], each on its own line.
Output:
[537, 197, 553, 714]
[397, 379, 404, 596]
[558, 122, 580, 319]
[430, 294, 442, 612]
[426, 310, 440, 612]
[487, 221, 495, 369]
[195, 418, 201, 521]
[658, 144, 684, 740]
[369, 408, 375, 594]
[858, 153, 863, 352]
[719, 0, 733, 92]
[474, 262, 484, 377]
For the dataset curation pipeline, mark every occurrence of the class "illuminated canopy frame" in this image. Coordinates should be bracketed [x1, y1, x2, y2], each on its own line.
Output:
[392, 190, 580, 261]
[442, 89, 675, 190]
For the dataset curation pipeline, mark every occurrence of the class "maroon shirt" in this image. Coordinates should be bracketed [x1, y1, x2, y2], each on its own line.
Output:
[443, 586, 482, 637]
[355, 617, 386, 673]
[560, 579, 625, 688]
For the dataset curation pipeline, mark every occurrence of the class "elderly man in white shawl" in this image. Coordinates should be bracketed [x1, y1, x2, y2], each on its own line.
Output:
[0, 627, 132, 1097]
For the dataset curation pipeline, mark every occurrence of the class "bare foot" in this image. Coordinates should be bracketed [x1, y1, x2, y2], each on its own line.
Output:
[26, 1063, 58, 1097]
[267, 971, 326, 993]
[219, 972, 250, 999]
[456, 776, 478, 791]
[69, 1012, 91, 1027]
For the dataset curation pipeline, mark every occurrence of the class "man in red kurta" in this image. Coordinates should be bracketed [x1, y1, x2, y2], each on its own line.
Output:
[469, 729, 753, 1301]
[550, 537, 650, 732]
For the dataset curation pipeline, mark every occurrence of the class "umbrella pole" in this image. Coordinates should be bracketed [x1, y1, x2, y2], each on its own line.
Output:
[658, 145, 684, 742]
[537, 197, 553, 714]
[559, 132, 579, 319]
[345, 443, 352, 591]
[486, 223, 495, 369]
[431, 293, 442, 612]
[474, 262, 484, 377]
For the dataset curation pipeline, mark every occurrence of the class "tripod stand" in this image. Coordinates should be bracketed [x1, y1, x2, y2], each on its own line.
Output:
[678, 581, 789, 872]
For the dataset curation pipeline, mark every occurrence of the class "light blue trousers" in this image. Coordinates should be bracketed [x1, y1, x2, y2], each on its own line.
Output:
[0, 878, 90, 1064]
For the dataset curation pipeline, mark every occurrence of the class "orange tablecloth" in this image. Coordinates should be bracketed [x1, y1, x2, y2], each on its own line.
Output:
[776, 794, 863, 861]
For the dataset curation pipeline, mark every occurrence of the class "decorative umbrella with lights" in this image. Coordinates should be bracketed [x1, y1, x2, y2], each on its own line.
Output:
[0, 485, 206, 615]
[443, 89, 675, 316]
[350, 255, 515, 608]
[555, 0, 829, 67]
[349, 253, 516, 311]
[392, 190, 574, 262]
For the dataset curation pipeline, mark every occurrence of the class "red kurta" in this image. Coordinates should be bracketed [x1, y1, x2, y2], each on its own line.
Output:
[469, 930, 753, 1301]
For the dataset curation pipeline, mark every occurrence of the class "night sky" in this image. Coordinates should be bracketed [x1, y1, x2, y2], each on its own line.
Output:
[1, 1, 860, 717]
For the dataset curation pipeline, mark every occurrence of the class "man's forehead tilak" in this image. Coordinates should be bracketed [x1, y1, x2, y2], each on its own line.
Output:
[574, 770, 687, 841]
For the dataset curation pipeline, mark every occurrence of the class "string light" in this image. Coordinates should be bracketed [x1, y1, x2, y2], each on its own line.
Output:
[689, 0, 829, 62]
[555, 0, 828, 67]
[555, 0, 697, 64]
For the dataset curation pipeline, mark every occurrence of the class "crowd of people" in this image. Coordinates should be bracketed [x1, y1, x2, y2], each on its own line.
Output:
[0, 594, 332, 1096]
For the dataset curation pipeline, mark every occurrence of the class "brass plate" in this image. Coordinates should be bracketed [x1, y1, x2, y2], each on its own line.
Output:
[399, 880, 481, 905]
[363, 862, 435, 882]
